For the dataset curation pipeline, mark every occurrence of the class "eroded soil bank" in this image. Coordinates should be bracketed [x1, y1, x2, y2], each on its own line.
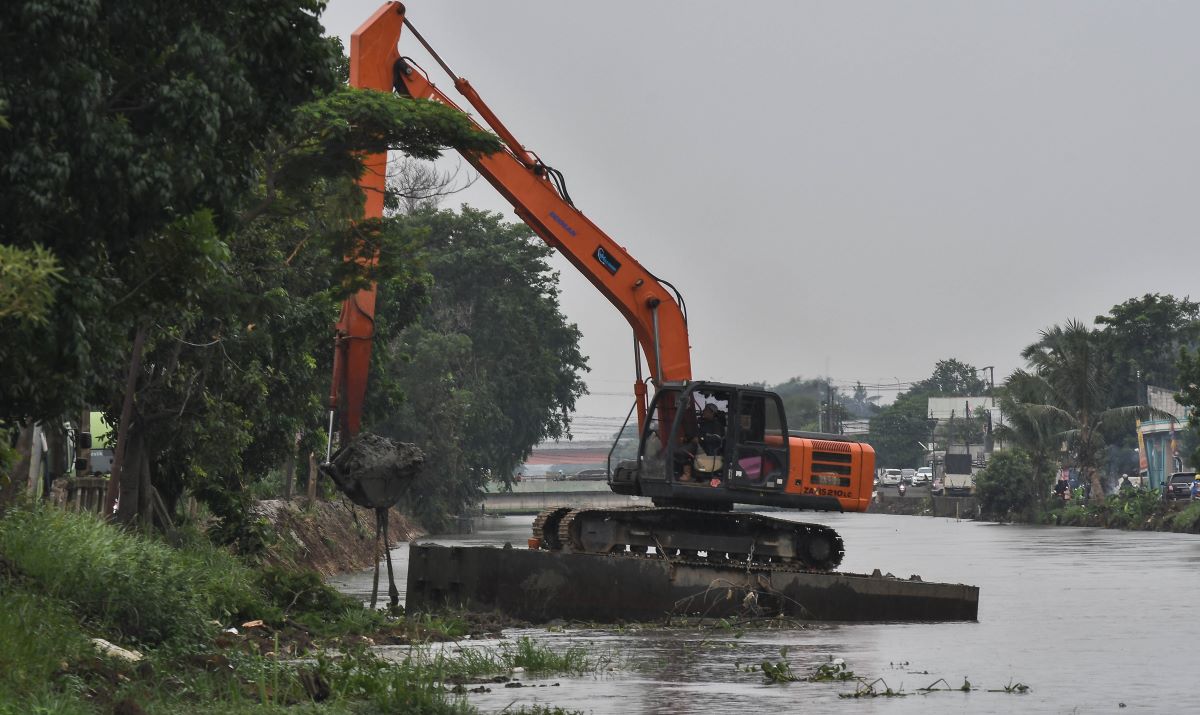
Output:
[253, 498, 424, 576]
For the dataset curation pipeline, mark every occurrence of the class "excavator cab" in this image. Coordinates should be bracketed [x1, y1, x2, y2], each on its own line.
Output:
[610, 382, 792, 508]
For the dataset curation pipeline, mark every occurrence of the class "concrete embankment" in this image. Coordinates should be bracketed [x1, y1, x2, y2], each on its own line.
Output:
[871, 495, 980, 518]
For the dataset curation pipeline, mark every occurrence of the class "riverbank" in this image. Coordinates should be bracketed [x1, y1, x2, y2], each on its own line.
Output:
[253, 498, 424, 576]
[1035, 490, 1200, 533]
[873, 488, 1200, 535]
[0, 502, 578, 714]
[869, 493, 979, 518]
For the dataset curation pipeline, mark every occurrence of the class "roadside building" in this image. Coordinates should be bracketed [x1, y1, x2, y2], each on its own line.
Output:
[1137, 385, 1191, 490]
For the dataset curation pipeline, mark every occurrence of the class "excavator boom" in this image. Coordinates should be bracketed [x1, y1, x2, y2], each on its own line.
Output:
[331, 2, 691, 448]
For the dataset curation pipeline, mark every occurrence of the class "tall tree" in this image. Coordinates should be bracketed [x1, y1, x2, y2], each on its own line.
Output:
[1095, 293, 1200, 405]
[103, 88, 498, 533]
[911, 358, 989, 396]
[0, 0, 339, 425]
[0, 0, 502, 523]
[867, 391, 930, 468]
[993, 371, 1067, 505]
[372, 207, 588, 529]
[1014, 320, 1145, 503]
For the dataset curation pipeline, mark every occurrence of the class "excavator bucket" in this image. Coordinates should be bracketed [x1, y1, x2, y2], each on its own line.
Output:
[320, 433, 423, 509]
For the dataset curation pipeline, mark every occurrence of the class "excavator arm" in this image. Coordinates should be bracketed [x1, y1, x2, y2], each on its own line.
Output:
[330, 1, 691, 446]
[326, 4, 396, 443]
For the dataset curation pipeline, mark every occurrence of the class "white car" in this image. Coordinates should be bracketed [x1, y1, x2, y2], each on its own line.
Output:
[881, 469, 903, 486]
[912, 467, 933, 486]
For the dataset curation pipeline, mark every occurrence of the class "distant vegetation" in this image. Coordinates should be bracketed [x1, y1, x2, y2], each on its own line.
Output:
[765, 293, 1200, 525]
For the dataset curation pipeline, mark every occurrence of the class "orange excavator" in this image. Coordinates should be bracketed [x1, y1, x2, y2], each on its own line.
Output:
[331, 2, 875, 570]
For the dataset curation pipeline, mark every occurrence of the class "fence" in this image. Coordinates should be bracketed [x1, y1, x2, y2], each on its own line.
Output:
[60, 476, 110, 514]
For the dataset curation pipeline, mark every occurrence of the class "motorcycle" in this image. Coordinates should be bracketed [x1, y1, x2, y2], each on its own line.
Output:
[898, 482, 907, 498]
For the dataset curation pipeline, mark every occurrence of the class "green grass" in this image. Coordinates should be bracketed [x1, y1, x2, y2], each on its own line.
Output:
[0, 504, 591, 714]
[390, 635, 594, 681]
[0, 504, 268, 645]
[0, 586, 91, 710]
[504, 636, 590, 674]
[313, 649, 476, 714]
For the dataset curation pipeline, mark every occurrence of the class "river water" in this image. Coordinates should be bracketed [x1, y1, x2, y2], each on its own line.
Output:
[329, 512, 1200, 713]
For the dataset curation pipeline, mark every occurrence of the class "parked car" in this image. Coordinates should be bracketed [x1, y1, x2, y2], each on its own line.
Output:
[1163, 471, 1197, 501]
[900, 468, 917, 485]
[881, 468, 903, 486]
[913, 467, 933, 486]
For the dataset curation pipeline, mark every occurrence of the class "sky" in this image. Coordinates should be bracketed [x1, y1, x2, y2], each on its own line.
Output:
[322, 1, 1200, 439]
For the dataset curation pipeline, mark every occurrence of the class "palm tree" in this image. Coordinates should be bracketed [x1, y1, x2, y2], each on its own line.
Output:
[1013, 320, 1148, 504]
[994, 371, 1068, 504]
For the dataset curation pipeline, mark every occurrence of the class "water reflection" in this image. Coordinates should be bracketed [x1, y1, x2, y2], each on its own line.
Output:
[331, 512, 1200, 713]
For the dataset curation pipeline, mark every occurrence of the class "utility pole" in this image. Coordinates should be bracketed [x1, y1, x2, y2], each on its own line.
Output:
[820, 381, 830, 431]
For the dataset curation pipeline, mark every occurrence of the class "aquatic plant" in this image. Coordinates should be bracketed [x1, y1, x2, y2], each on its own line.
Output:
[737, 647, 801, 684]
[839, 677, 907, 698]
[987, 678, 1031, 693]
[809, 655, 855, 682]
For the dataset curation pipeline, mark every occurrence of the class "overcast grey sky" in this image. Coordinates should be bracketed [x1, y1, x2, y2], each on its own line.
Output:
[322, 1, 1200, 435]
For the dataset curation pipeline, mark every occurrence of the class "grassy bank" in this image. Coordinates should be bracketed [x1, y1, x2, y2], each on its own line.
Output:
[1037, 490, 1200, 532]
[0, 503, 584, 714]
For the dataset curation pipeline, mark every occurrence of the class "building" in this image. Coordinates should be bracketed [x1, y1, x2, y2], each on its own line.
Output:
[925, 396, 1005, 468]
[1137, 385, 1191, 490]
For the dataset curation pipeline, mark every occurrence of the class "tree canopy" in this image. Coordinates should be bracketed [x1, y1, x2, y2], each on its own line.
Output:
[95, 87, 499, 532]
[1095, 293, 1200, 404]
[0, 0, 338, 422]
[372, 207, 588, 529]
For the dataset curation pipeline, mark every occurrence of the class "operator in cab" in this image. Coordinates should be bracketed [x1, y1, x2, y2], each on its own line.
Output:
[678, 403, 726, 484]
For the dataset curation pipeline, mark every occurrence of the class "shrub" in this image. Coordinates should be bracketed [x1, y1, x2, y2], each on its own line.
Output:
[1167, 500, 1200, 533]
[0, 504, 267, 644]
[975, 449, 1040, 519]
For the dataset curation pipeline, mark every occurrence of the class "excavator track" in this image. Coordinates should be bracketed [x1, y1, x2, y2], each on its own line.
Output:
[541, 507, 844, 572]
[532, 507, 574, 550]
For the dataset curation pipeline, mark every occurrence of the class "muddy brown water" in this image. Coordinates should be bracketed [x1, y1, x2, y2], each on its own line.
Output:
[329, 512, 1200, 713]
